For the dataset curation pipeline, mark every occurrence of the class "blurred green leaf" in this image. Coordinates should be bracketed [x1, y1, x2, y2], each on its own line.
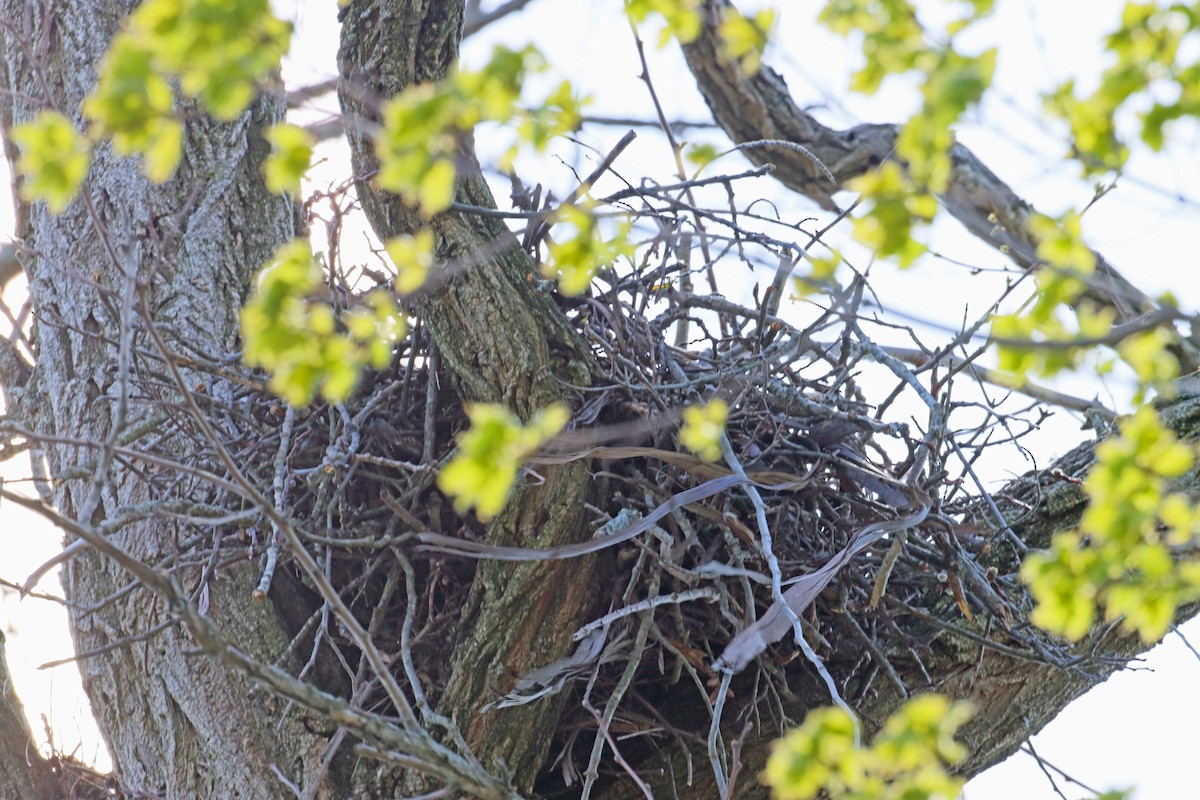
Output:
[263, 123, 314, 196]
[764, 695, 970, 800]
[438, 403, 569, 521]
[11, 111, 93, 213]
[679, 400, 728, 462]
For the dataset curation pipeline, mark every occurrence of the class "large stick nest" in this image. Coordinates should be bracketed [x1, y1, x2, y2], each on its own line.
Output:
[35, 164, 1112, 795]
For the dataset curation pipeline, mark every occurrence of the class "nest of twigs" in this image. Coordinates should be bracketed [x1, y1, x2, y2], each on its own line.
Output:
[137, 229, 1099, 795]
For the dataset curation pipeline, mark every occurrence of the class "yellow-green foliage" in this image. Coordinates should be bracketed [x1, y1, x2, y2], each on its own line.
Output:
[16, 0, 291, 208]
[375, 45, 582, 216]
[679, 399, 729, 462]
[87, 0, 290, 180]
[83, 36, 185, 182]
[763, 695, 971, 800]
[625, 0, 703, 46]
[1118, 328, 1182, 397]
[125, 0, 289, 120]
[263, 123, 315, 197]
[543, 204, 634, 296]
[793, 252, 842, 297]
[437, 403, 570, 521]
[1023, 406, 1200, 641]
[992, 211, 1109, 377]
[625, 0, 774, 73]
[386, 231, 436, 295]
[717, 7, 776, 74]
[240, 240, 404, 406]
[11, 111, 93, 214]
[847, 161, 936, 267]
[820, 0, 995, 263]
[684, 143, 721, 170]
[1046, 2, 1200, 173]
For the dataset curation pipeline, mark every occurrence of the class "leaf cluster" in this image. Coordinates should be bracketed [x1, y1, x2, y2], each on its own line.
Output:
[763, 695, 972, 800]
[375, 45, 582, 215]
[13, 0, 291, 204]
[240, 240, 404, 406]
[1023, 405, 1200, 641]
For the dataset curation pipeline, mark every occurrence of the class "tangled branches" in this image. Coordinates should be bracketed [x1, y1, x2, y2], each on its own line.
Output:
[0, 137, 1120, 797]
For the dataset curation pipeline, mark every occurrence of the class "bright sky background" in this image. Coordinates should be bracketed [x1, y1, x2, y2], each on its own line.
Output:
[2, 1, 1199, 798]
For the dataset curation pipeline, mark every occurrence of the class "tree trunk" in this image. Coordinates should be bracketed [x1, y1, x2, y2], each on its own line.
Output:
[337, 1, 602, 791]
[0, 631, 60, 800]
[1, 1, 331, 796]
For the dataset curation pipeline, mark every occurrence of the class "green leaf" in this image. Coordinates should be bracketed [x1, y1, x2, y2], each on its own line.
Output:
[437, 403, 569, 521]
[717, 8, 775, 74]
[263, 123, 314, 196]
[684, 143, 721, 170]
[385, 230, 435, 294]
[83, 0, 291, 183]
[625, 0, 702, 45]
[129, 0, 292, 121]
[418, 158, 458, 215]
[794, 253, 841, 296]
[142, 118, 185, 183]
[11, 111, 93, 214]
[82, 34, 185, 182]
[542, 204, 634, 295]
[847, 162, 932, 267]
[376, 45, 584, 215]
[821, 0, 996, 264]
[1024, 406, 1200, 642]
[241, 239, 405, 405]
[764, 695, 971, 800]
[1043, 2, 1200, 174]
[1030, 211, 1096, 273]
[679, 399, 728, 462]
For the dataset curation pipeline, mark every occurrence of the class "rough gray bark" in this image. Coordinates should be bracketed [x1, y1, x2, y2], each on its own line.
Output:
[1, 1, 330, 797]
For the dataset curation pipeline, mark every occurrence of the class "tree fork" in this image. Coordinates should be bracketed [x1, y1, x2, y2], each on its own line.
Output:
[594, 389, 1200, 800]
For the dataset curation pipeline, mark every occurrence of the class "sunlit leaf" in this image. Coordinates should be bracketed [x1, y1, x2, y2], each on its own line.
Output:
[543, 204, 634, 295]
[625, 0, 702, 45]
[764, 695, 970, 800]
[438, 403, 569, 521]
[386, 230, 436, 294]
[263, 123, 314, 196]
[242, 239, 404, 406]
[11, 111, 93, 214]
[679, 400, 728, 462]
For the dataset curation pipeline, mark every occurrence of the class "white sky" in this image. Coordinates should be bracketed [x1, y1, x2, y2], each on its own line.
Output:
[2, 1, 1200, 797]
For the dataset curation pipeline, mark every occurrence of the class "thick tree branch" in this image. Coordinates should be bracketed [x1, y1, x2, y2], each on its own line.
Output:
[0, 631, 58, 800]
[680, 0, 1187, 346]
[1, 2, 334, 796]
[463, 0, 538, 37]
[337, 0, 600, 791]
